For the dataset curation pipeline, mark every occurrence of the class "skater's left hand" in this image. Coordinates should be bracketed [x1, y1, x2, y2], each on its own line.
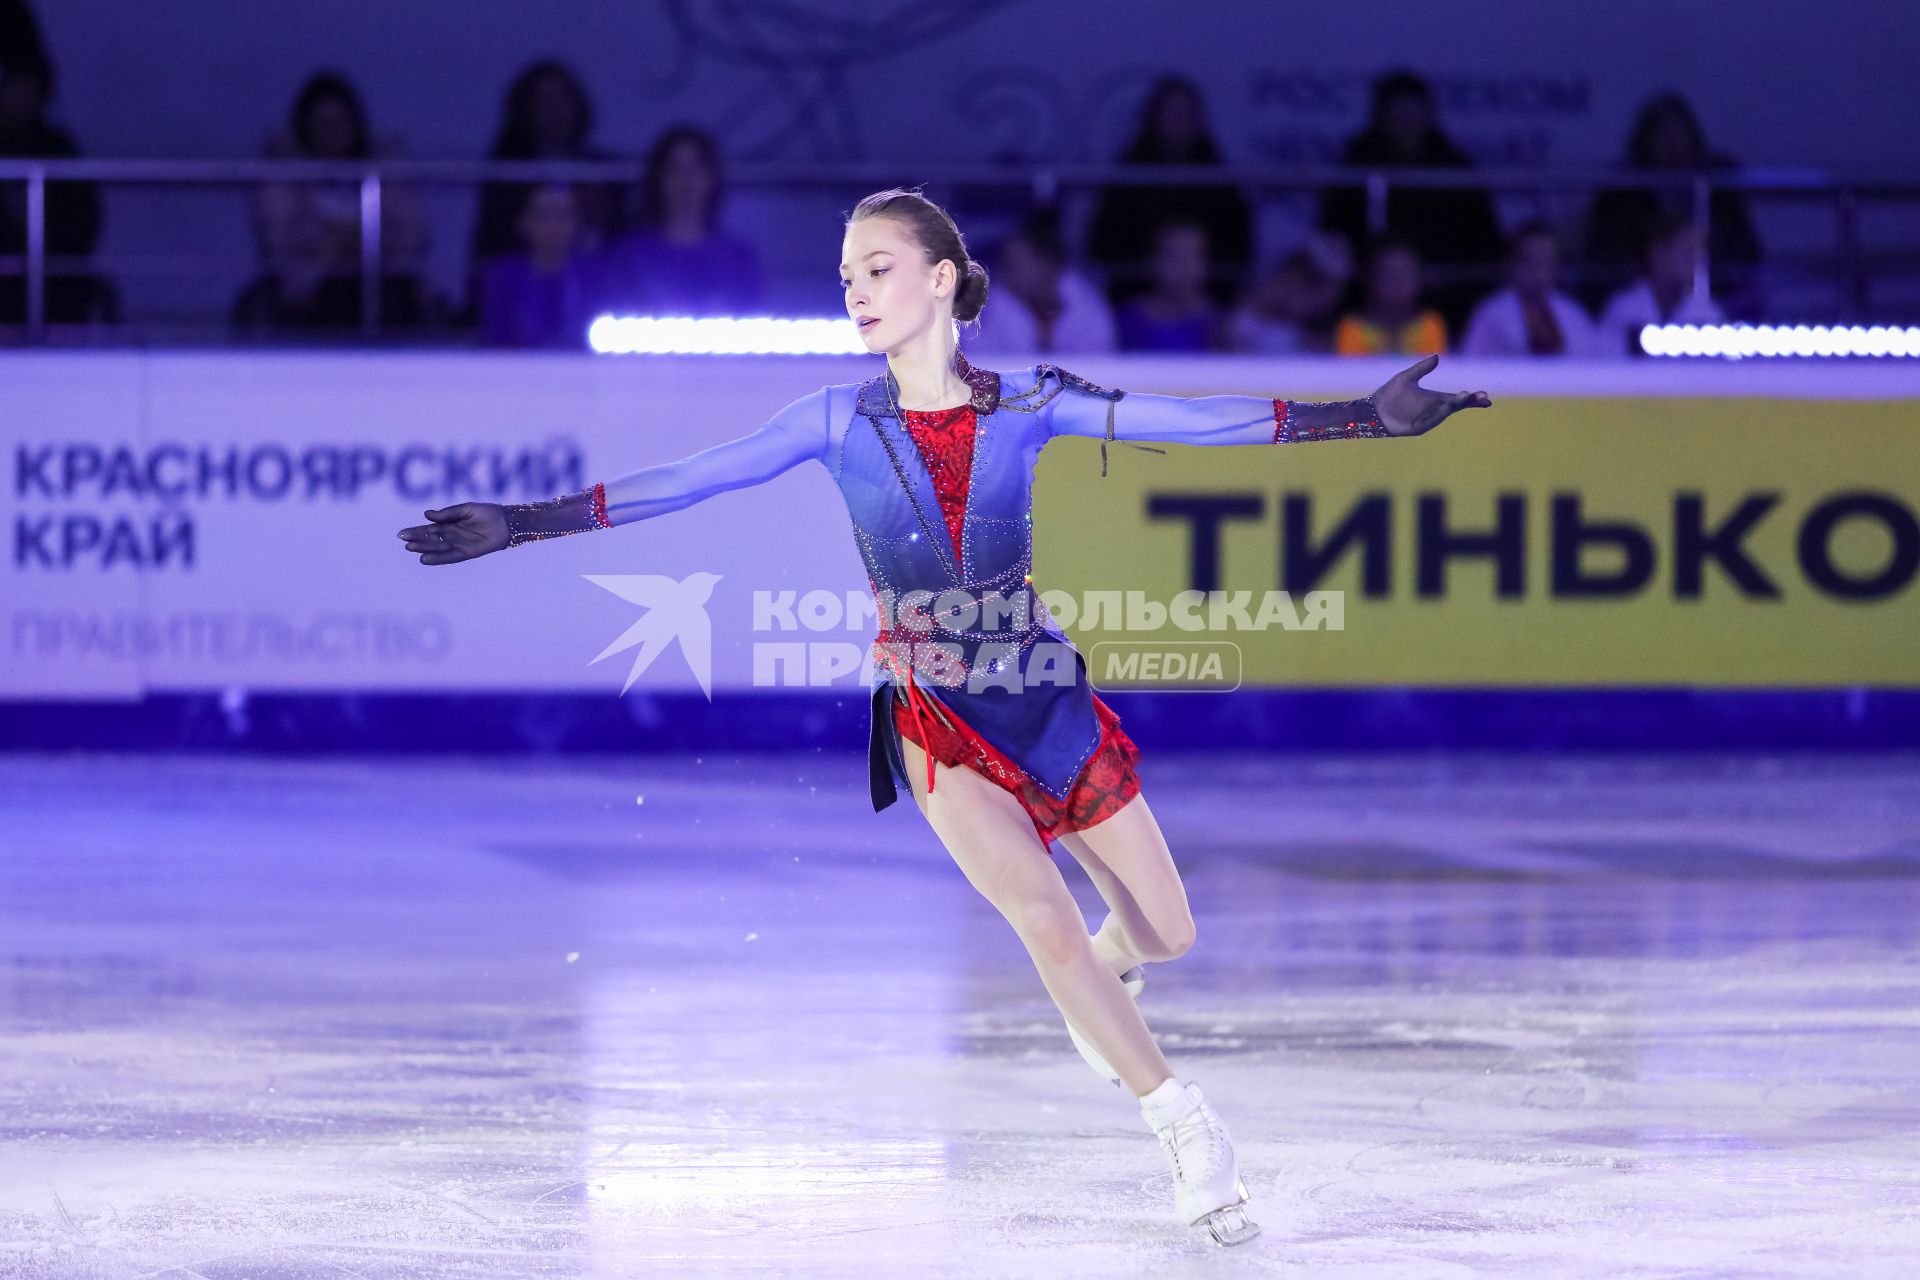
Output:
[1372, 354, 1492, 437]
[396, 502, 510, 564]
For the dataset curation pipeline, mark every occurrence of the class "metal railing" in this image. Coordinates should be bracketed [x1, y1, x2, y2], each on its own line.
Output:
[2, 156, 1915, 343]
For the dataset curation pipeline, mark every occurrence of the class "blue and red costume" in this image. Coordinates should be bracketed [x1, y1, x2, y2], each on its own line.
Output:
[584, 348, 1390, 854]
[885, 400, 1145, 854]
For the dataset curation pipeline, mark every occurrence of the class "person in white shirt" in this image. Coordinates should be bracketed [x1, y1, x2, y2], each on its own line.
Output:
[1461, 220, 1604, 357]
[1596, 210, 1725, 356]
[965, 209, 1117, 356]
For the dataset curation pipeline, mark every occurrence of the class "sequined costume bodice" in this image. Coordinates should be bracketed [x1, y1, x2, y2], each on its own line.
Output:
[881, 400, 1143, 848]
[588, 347, 1390, 814]
[898, 403, 978, 568]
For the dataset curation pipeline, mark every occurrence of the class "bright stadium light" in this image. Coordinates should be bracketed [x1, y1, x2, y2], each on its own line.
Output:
[587, 315, 866, 355]
[1640, 323, 1920, 360]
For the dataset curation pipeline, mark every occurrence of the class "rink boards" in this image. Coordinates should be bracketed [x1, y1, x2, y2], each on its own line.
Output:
[3, 352, 1917, 710]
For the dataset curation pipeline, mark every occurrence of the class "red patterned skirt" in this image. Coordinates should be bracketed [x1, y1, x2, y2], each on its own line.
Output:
[891, 681, 1144, 854]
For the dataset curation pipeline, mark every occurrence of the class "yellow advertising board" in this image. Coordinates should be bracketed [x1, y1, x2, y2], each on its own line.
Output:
[1035, 396, 1919, 687]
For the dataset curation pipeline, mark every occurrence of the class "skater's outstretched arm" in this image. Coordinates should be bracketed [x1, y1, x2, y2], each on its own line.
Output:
[396, 387, 831, 564]
[1043, 355, 1492, 474]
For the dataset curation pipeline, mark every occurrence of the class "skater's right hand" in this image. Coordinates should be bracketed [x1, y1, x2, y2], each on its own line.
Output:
[396, 502, 510, 565]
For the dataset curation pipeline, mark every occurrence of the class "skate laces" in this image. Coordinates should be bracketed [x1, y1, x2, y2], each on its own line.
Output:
[1150, 1086, 1224, 1181]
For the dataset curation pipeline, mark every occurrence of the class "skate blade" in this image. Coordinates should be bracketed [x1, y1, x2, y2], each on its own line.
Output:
[1200, 1203, 1260, 1247]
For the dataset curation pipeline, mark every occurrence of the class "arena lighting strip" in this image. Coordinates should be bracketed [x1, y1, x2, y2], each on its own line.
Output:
[588, 315, 864, 355]
[586, 314, 1920, 360]
[1641, 323, 1920, 359]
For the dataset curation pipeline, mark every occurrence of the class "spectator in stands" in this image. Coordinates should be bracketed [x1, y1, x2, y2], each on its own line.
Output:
[1, 0, 47, 83]
[479, 184, 602, 348]
[967, 206, 1116, 356]
[1224, 233, 1351, 355]
[594, 124, 763, 317]
[1086, 74, 1255, 312]
[1318, 69, 1505, 336]
[1596, 210, 1724, 356]
[1335, 237, 1448, 356]
[0, 53, 115, 329]
[1113, 220, 1230, 352]
[234, 70, 436, 334]
[1460, 220, 1603, 357]
[467, 59, 618, 321]
[1583, 92, 1763, 320]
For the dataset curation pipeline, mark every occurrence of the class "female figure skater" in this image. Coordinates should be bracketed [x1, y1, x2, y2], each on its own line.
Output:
[397, 188, 1491, 1247]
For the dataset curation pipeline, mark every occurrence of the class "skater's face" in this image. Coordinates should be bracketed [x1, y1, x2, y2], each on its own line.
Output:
[841, 216, 956, 352]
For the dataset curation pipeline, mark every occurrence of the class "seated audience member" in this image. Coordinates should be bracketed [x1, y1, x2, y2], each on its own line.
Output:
[1087, 74, 1255, 311]
[1224, 234, 1350, 355]
[235, 70, 436, 335]
[467, 59, 620, 323]
[0, 54, 115, 327]
[1460, 220, 1603, 357]
[596, 124, 762, 317]
[1597, 210, 1724, 356]
[1583, 92, 1763, 320]
[1113, 220, 1230, 352]
[480, 184, 601, 348]
[1335, 237, 1447, 356]
[1317, 69, 1506, 335]
[967, 207, 1115, 356]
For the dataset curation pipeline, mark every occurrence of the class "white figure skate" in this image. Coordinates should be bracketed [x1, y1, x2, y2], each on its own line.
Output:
[1139, 1077, 1260, 1247]
[1063, 964, 1145, 1086]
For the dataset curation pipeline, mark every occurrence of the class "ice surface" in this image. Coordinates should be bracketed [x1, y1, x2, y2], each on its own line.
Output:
[1, 751, 1918, 1277]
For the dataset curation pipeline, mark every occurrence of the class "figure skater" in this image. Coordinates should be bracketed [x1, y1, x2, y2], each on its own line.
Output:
[397, 188, 1491, 1247]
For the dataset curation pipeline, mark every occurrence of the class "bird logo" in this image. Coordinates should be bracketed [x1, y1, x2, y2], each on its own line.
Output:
[583, 572, 722, 699]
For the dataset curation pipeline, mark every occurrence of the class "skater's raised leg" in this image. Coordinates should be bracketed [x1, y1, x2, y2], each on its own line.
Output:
[1055, 794, 1196, 978]
[901, 734, 1174, 1097]
[1052, 800, 1195, 1084]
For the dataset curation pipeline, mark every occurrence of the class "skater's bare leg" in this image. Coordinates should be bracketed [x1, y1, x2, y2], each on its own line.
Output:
[1088, 913, 1147, 978]
[901, 735, 1175, 1096]
[1056, 794, 1197, 977]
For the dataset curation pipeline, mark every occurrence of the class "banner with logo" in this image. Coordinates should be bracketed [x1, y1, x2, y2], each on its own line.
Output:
[1038, 389, 1920, 688]
[5, 352, 1915, 701]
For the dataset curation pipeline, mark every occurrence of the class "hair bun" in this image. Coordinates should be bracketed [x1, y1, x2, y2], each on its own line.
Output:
[955, 258, 990, 325]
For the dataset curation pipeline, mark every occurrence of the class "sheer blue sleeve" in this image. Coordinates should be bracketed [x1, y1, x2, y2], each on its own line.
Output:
[601, 387, 830, 526]
[1035, 364, 1387, 477]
